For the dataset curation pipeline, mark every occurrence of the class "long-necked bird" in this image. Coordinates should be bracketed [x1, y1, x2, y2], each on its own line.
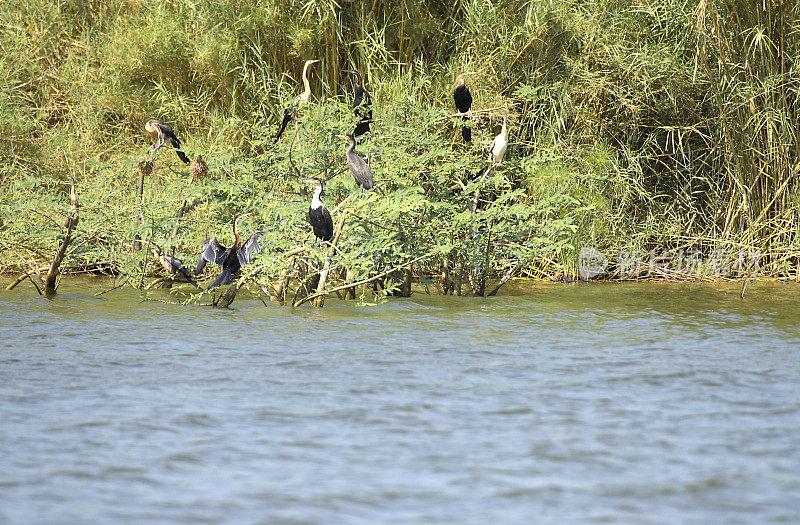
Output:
[145, 120, 190, 163]
[490, 111, 509, 165]
[196, 214, 264, 288]
[149, 240, 202, 289]
[275, 59, 320, 142]
[343, 68, 373, 138]
[453, 72, 476, 142]
[335, 133, 373, 191]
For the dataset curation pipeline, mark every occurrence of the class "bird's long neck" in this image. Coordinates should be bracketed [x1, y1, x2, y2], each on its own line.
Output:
[500, 114, 508, 139]
[233, 217, 242, 247]
[68, 176, 78, 209]
[300, 62, 312, 101]
[346, 139, 356, 155]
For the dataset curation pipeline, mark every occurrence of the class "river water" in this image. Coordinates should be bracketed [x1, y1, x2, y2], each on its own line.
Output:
[1, 279, 799, 523]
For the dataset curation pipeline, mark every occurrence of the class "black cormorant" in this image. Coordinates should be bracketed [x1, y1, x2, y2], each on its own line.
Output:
[343, 69, 372, 138]
[303, 178, 334, 246]
[335, 133, 373, 190]
[195, 214, 264, 288]
[453, 72, 476, 143]
[275, 59, 320, 141]
[145, 120, 190, 163]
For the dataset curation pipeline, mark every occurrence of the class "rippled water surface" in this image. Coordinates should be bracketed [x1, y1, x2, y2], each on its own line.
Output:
[2, 279, 799, 523]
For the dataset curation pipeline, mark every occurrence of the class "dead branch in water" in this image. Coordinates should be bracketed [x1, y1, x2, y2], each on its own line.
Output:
[313, 214, 347, 307]
[44, 175, 79, 297]
[294, 252, 435, 308]
[5, 273, 30, 291]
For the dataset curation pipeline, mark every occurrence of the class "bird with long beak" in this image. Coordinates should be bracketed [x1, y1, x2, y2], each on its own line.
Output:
[195, 214, 265, 288]
[145, 120, 190, 163]
[303, 178, 334, 246]
[336, 133, 373, 191]
[454, 72, 476, 142]
[490, 111, 509, 166]
[275, 59, 320, 142]
[343, 68, 373, 138]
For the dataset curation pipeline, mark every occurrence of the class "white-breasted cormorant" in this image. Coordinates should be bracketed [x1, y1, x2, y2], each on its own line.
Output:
[275, 59, 320, 142]
[335, 133, 373, 190]
[343, 69, 373, 138]
[195, 214, 264, 288]
[303, 178, 334, 246]
[145, 120, 190, 163]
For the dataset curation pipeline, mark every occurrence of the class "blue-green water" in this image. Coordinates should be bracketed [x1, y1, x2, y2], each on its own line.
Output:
[1, 280, 799, 523]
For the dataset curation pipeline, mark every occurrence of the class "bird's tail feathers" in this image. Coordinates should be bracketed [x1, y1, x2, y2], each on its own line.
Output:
[175, 148, 190, 164]
[208, 269, 233, 289]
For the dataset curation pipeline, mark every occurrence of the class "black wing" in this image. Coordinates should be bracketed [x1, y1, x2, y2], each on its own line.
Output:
[208, 268, 233, 289]
[353, 86, 366, 109]
[353, 88, 372, 137]
[237, 232, 265, 267]
[275, 108, 293, 141]
[173, 147, 190, 163]
[196, 237, 229, 274]
[454, 85, 472, 113]
[157, 121, 182, 148]
[156, 121, 190, 163]
[347, 151, 374, 190]
[309, 206, 334, 242]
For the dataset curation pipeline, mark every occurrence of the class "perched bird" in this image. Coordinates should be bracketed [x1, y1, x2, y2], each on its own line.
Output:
[196, 214, 264, 288]
[335, 133, 373, 191]
[145, 120, 190, 163]
[275, 59, 320, 142]
[63, 175, 79, 231]
[303, 178, 334, 246]
[343, 69, 373, 138]
[148, 240, 202, 290]
[453, 72, 476, 142]
[490, 111, 509, 165]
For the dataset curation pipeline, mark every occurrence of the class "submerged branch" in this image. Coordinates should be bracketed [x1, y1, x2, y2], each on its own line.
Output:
[44, 175, 79, 297]
[294, 252, 436, 308]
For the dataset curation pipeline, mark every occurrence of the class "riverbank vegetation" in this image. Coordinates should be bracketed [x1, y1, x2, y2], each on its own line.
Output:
[1, 0, 799, 302]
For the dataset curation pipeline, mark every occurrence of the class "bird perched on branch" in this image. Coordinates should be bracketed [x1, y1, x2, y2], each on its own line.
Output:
[145, 120, 190, 163]
[303, 178, 333, 246]
[453, 72, 476, 142]
[343, 68, 373, 138]
[490, 111, 509, 165]
[275, 59, 320, 142]
[336, 133, 373, 191]
[149, 240, 202, 290]
[195, 214, 264, 288]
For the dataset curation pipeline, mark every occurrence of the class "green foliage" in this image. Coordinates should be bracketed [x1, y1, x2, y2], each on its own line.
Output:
[2, 0, 800, 292]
